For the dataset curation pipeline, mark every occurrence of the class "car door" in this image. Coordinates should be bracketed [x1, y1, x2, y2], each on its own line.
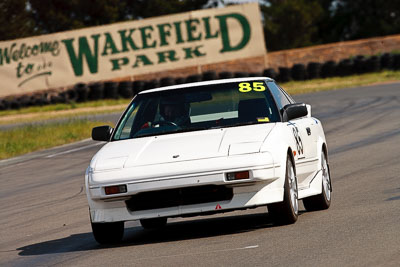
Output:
[267, 81, 317, 186]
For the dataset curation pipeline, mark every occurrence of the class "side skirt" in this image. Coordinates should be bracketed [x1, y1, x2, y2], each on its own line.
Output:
[298, 169, 322, 199]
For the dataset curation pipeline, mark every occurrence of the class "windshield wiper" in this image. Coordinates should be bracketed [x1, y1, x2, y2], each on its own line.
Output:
[172, 126, 208, 133]
[132, 126, 208, 138]
[212, 121, 264, 129]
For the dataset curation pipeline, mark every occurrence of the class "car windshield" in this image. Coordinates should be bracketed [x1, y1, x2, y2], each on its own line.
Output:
[112, 80, 280, 140]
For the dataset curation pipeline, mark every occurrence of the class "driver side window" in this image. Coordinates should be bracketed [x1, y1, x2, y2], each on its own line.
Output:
[267, 81, 292, 110]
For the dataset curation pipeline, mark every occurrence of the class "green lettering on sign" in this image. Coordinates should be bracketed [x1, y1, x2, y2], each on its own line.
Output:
[110, 57, 129, 71]
[173, 22, 184, 44]
[157, 23, 172, 47]
[157, 50, 179, 63]
[183, 45, 206, 59]
[139, 26, 156, 49]
[202, 17, 219, 39]
[61, 35, 100, 76]
[102, 32, 120, 56]
[118, 29, 139, 52]
[0, 43, 14, 66]
[216, 13, 251, 53]
[185, 19, 202, 42]
[132, 55, 154, 68]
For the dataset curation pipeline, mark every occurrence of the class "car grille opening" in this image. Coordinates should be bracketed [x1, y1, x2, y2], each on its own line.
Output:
[125, 185, 233, 212]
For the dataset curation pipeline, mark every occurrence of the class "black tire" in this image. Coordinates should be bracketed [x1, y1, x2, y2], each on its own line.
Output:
[249, 72, 262, 77]
[267, 155, 298, 225]
[66, 89, 78, 102]
[263, 68, 278, 80]
[91, 221, 124, 245]
[218, 71, 234, 79]
[185, 74, 201, 83]
[321, 61, 337, 78]
[307, 62, 322, 79]
[1, 99, 10, 110]
[104, 81, 119, 99]
[366, 56, 380, 73]
[336, 59, 353, 76]
[291, 63, 307, 80]
[140, 217, 167, 229]
[174, 77, 186, 84]
[277, 67, 291, 82]
[50, 94, 61, 104]
[0, 99, 4, 110]
[58, 91, 68, 103]
[18, 95, 31, 107]
[145, 79, 159, 90]
[74, 83, 89, 102]
[160, 77, 175, 87]
[31, 96, 43, 106]
[10, 100, 21, 110]
[133, 80, 145, 94]
[202, 71, 217, 81]
[392, 54, 400, 70]
[42, 94, 51, 106]
[88, 83, 104, 100]
[234, 71, 249, 78]
[380, 53, 393, 69]
[303, 150, 331, 211]
[118, 81, 133, 98]
[353, 55, 367, 74]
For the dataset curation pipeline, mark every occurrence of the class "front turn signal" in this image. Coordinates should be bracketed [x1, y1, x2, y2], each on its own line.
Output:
[104, 185, 127, 195]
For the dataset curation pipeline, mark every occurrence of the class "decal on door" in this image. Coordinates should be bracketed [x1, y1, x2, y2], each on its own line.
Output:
[288, 122, 304, 156]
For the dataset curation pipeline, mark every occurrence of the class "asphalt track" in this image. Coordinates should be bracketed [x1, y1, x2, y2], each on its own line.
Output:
[1, 82, 399, 266]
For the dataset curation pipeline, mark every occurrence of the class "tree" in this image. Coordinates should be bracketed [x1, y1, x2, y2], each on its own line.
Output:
[28, 0, 129, 34]
[327, 0, 400, 41]
[0, 0, 35, 41]
[261, 0, 325, 51]
[1, 0, 213, 40]
[28, 0, 210, 35]
[124, 0, 210, 19]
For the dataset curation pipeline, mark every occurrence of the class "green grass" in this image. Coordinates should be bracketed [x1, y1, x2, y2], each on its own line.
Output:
[281, 70, 400, 95]
[0, 119, 112, 160]
[0, 98, 130, 117]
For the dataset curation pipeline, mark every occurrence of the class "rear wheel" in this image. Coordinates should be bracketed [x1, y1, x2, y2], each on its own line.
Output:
[268, 155, 298, 225]
[303, 150, 331, 211]
[91, 221, 124, 245]
[140, 217, 167, 229]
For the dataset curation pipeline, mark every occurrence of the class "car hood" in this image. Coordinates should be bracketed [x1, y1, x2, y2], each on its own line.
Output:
[92, 124, 275, 172]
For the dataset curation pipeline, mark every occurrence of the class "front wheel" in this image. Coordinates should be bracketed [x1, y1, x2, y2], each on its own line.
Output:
[267, 155, 298, 225]
[91, 221, 124, 245]
[303, 150, 331, 211]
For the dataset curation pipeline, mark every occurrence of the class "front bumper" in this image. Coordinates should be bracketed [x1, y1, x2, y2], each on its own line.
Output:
[86, 152, 285, 223]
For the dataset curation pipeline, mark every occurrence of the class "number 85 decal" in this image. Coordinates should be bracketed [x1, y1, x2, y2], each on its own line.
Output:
[238, 82, 266, 92]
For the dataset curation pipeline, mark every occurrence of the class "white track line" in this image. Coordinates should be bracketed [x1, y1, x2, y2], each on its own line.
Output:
[45, 142, 104, 158]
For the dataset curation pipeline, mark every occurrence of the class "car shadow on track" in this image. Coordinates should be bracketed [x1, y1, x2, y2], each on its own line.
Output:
[17, 211, 305, 256]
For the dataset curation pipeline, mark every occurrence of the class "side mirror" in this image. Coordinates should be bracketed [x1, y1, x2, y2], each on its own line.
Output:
[306, 104, 311, 118]
[92, 126, 113, 141]
[282, 103, 308, 121]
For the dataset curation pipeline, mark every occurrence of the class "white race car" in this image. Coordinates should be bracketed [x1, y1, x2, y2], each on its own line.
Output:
[86, 77, 332, 244]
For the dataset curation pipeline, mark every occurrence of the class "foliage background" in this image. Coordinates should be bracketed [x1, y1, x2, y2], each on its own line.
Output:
[1, 0, 400, 51]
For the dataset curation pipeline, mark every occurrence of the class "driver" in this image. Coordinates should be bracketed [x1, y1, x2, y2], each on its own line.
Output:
[159, 98, 190, 126]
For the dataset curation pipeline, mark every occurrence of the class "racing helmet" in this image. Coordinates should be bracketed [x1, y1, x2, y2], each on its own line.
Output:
[159, 96, 190, 125]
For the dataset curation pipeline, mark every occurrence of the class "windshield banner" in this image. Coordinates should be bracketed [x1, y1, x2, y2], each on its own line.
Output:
[0, 3, 265, 97]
